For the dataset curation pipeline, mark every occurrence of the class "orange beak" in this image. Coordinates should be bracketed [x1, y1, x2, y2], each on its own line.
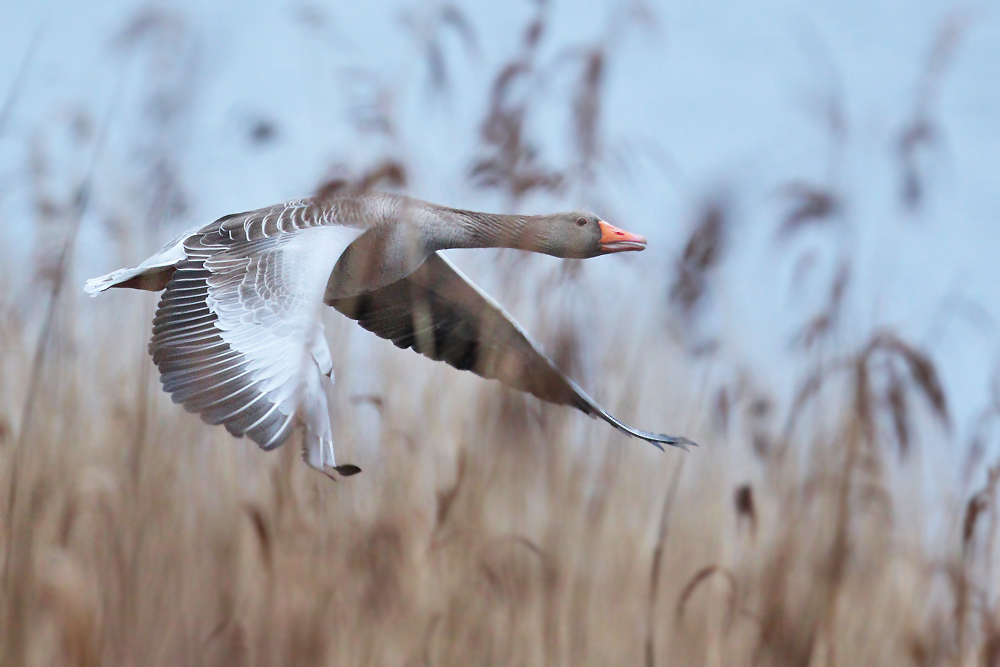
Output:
[598, 220, 647, 253]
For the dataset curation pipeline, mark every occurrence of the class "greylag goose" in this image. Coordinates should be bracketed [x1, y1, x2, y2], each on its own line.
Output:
[85, 193, 694, 477]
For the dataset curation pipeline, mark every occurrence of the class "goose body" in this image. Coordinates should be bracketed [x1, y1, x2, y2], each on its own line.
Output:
[86, 192, 694, 476]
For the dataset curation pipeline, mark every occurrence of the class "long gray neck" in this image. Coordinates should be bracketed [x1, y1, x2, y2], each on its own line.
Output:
[426, 207, 542, 252]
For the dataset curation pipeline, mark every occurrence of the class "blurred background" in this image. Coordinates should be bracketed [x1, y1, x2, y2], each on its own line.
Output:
[1, 0, 998, 664]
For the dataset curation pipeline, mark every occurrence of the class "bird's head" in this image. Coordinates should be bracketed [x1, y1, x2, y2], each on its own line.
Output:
[531, 211, 647, 259]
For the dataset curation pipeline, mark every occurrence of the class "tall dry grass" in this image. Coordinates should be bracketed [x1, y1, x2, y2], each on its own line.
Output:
[1, 5, 998, 666]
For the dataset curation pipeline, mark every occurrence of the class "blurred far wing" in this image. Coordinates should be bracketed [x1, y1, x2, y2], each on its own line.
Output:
[330, 252, 588, 408]
[328, 252, 694, 450]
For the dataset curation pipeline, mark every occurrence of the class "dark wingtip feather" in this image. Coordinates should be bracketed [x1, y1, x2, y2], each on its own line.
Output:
[600, 412, 697, 452]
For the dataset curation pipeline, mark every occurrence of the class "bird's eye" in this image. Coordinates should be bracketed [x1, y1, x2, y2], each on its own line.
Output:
[576, 217, 588, 227]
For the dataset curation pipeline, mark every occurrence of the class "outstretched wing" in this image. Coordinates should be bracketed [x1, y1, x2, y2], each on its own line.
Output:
[328, 252, 693, 450]
[150, 201, 364, 461]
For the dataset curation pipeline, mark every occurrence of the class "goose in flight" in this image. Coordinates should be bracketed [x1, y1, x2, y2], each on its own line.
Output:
[85, 193, 694, 477]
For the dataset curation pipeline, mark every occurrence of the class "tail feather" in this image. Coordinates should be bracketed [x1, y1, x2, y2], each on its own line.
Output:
[84, 232, 190, 296]
[84, 265, 177, 295]
[85, 266, 146, 295]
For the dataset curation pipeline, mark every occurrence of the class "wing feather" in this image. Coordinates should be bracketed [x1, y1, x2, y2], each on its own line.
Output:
[329, 253, 694, 450]
[149, 201, 365, 456]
